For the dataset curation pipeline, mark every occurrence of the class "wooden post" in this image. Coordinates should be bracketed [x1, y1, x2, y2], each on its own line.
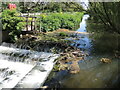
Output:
[39, 17, 41, 32]
[26, 16, 28, 31]
[32, 17, 35, 31]
[34, 17, 36, 31]
[31, 17, 33, 31]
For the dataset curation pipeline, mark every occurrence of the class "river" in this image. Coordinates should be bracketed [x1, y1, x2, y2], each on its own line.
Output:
[44, 15, 120, 88]
[0, 43, 59, 89]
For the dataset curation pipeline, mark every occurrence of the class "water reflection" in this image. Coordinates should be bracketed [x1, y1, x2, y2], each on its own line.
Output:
[45, 14, 120, 88]
[71, 33, 92, 54]
[61, 57, 119, 88]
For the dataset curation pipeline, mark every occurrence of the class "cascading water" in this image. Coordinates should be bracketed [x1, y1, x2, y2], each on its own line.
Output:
[0, 43, 59, 89]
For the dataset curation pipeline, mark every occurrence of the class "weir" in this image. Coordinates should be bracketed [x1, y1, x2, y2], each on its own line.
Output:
[0, 45, 59, 89]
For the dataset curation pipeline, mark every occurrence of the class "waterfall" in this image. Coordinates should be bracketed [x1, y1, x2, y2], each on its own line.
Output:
[0, 43, 59, 89]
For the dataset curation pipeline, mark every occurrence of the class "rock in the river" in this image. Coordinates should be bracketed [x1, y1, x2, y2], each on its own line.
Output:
[40, 85, 48, 89]
[100, 58, 112, 63]
[58, 64, 69, 71]
[69, 61, 80, 74]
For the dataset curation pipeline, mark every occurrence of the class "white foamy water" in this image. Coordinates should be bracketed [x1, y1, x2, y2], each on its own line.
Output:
[16, 55, 59, 88]
[0, 45, 59, 89]
[0, 59, 34, 89]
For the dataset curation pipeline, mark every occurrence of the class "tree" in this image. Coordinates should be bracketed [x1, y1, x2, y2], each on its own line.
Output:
[88, 2, 120, 34]
[19, 2, 84, 13]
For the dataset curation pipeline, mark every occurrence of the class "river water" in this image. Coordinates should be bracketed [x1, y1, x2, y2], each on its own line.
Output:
[0, 43, 59, 89]
[44, 15, 120, 88]
[0, 14, 119, 88]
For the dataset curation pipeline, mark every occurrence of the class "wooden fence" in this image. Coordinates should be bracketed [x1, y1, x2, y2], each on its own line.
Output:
[19, 13, 42, 33]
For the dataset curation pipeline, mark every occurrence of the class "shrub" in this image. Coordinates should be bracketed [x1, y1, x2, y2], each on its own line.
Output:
[59, 32, 68, 37]
[37, 12, 84, 32]
[41, 16, 61, 32]
[2, 9, 25, 42]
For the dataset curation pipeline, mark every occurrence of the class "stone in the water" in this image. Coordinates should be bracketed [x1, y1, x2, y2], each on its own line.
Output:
[40, 85, 48, 89]
[100, 58, 112, 63]
[69, 61, 80, 74]
[58, 64, 69, 71]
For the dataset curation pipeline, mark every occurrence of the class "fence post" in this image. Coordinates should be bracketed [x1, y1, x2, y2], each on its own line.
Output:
[31, 17, 33, 31]
[34, 17, 36, 31]
[39, 17, 41, 32]
[26, 16, 28, 31]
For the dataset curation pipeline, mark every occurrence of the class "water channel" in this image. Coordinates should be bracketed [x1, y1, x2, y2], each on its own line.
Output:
[44, 15, 120, 88]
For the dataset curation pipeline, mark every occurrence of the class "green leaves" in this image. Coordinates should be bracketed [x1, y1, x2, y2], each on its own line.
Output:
[2, 9, 25, 42]
[19, 2, 84, 13]
[88, 2, 120, 34]
[37, 12, 84, 32]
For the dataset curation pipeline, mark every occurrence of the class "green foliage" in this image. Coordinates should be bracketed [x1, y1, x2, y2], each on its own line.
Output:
[59, 32, 68, 37]
[37, 12, 84, 32]
[88, 2, 120, 34]
[40, 15, 61, 32]
[42, 2, 85, 13]
[19, 2, 84, 13]
[2, 9, 25, 42]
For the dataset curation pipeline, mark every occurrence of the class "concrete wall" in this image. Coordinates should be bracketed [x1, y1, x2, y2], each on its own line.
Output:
[2, 31, 10, 42]
[0, 30, 10, 43]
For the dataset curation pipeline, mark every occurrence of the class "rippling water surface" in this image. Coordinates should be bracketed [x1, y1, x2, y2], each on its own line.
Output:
[44, 15, 120, 88]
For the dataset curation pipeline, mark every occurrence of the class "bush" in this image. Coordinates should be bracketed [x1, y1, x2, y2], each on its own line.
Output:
[2, 9, 25, 42]
[37, 12, 84, 32]
[59, 32, 68, 37]
[41, 15, 61, 32]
